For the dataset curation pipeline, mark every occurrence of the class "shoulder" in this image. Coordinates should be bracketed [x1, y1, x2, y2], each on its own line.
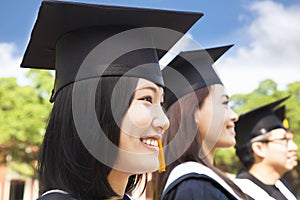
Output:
[123, 194, 134, 200]
[37, 192, 78, 200]
[236, 170, 252, 179]
[163, 173, 237, 200]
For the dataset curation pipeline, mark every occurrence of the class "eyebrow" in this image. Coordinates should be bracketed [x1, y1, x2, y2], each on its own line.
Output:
[221, 94, 229, 99]
[136, 85, 158, 92]
[135, 85, 165, 100]
[137, 84, 165, 94]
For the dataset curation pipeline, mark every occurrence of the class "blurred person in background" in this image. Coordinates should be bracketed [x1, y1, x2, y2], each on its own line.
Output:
[234, 97, 298, 200]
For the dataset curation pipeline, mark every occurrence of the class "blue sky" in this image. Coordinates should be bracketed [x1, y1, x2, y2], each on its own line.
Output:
[1, 0, 300, 95]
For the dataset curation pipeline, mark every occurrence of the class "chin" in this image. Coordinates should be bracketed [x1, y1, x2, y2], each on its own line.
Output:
[148, 160, 159, 172]
[220, 139, 236, 148]
[134, 158, 159, 174]
[286, 160, 298, 170]
[228, 137, 236, 146]
[114, 152, 159, 173]
[288, 163, 298, 171]
[230, 140, 236, 147]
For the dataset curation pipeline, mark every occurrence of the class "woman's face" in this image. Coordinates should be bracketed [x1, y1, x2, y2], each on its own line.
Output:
[195, 84, 238, 155]
[114, 78, 170, 174]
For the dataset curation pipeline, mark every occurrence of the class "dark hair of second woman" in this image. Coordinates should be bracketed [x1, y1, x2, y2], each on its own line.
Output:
[153, 86, 247, 200]
[38, 76, 145, 199]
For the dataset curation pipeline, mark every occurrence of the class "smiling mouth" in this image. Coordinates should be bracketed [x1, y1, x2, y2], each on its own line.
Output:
[141, 138, 159, 147]
[288, 155, 298, 161]
[227, 126, 236, 134]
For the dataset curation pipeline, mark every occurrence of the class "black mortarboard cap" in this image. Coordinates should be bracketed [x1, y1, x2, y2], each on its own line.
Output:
[274, 105, 290, 129]
[20, 0, 203, 102]
[235, 96, 290, 148]
[274, 105, 285, 122]
[162, 45, 233, 110]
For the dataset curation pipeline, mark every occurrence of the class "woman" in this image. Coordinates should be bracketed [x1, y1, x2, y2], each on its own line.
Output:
[20, 1, 202, 199]
[153, 45, 248, 199]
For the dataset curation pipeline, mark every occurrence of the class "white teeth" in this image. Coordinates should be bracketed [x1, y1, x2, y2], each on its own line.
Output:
[151, 140, 155, 146]
[142, 138, 158, 147]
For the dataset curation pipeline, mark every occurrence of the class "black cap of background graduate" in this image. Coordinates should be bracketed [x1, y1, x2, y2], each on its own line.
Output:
[274, 105, 290, 129]
[20, 0, 203, 102]
[235, 96, 290, 148]
[162, 45, 233, 110]
[235, 96, 290, 167]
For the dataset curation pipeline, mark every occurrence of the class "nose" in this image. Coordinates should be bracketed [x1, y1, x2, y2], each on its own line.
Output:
[288, 138, 299, 152]
[151, 105, 170, 133]
[229, 108, 239, 122]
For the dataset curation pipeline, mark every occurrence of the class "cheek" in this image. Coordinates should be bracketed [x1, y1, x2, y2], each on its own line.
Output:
[212, 105, 225, 120]
[197, 108, 211, 135]
[213, 107, 228, 130]
[127, 104, 152, 129]
[209, 105, 225, 125]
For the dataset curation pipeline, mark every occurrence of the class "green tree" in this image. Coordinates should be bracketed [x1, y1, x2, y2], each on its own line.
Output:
[215, 79, 300, 197]
[0, 69, 53, 177]
[216, 80, 300, 169]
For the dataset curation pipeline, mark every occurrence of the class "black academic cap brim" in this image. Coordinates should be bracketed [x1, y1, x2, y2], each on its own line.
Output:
[274, 105, 285, 122]
[168, 44, 234, 67]
[235, 96, 290, 146]
[245, 96, 290, 116]
[274, 105, 291, 129]
[20, 0, 203, 70]
[205, 44, 234, 62]
[162, 44, 233, 110]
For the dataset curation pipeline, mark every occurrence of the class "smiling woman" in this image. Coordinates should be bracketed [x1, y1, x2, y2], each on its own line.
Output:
[152, 45, 248, 200]
[18, 0, 203, 199]
[113, 78, 169, 174]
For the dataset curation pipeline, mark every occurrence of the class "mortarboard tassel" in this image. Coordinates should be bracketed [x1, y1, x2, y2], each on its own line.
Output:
[283, 118, 289, 129]
[158, 139, 166, 173]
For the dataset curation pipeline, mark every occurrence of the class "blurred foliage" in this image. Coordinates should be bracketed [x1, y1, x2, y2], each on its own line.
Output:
[215, 79, 300, 197]
[0, 69, 53, 177]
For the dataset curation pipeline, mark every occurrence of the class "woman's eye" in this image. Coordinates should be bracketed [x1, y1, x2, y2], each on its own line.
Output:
[223, 101, 229, 105]
[139, 96, 152, 103]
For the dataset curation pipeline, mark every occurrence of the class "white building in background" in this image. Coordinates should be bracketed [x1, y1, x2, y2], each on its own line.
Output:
[0, 165, 38, 200]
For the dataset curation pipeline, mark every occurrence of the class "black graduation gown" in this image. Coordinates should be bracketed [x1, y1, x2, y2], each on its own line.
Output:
[37, 192, 77, 200]
[162, 173, 239, 200]
[236, 171, 293, 200]
[161, 162, 242, 200]
[37, 191, 132, 200]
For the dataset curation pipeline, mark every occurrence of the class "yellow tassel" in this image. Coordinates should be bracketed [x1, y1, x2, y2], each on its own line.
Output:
[283, 118, 289, 129]
[158, 139, 166, 173]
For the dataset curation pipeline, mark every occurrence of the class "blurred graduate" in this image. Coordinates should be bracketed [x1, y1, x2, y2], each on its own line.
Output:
[234, 97, 298, 200]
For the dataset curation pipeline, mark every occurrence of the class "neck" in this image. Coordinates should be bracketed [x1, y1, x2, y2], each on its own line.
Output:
[249, 163, 281, 185]
[108, 169, 131, 198]
[200, 145, 215, 165]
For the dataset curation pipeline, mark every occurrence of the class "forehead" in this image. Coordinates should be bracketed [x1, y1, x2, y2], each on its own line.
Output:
[209, 84, 227, 98]
[286, 130, 295, 138]
[135, 78, 163, 93]
[269, 128, 287, 137]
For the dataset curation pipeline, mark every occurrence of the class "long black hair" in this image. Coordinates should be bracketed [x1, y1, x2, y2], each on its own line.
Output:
[153, 86, 248, 200]
[38, 76, 144, 199]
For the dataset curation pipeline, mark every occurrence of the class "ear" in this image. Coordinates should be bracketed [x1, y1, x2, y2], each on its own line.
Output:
[251, 142, 267, 159]
[194, 109, 201, 124]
